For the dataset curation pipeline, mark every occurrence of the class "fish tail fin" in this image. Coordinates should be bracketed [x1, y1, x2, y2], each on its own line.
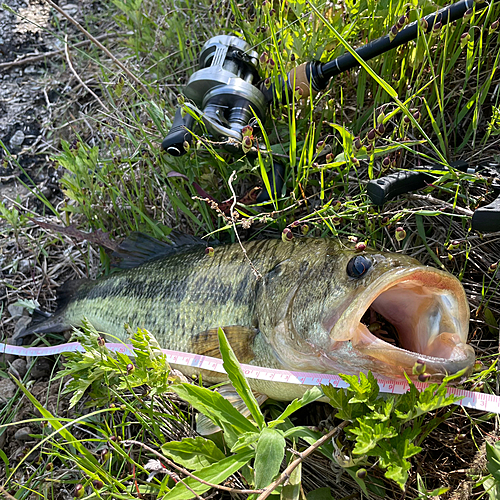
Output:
[12, 278, 91, 345]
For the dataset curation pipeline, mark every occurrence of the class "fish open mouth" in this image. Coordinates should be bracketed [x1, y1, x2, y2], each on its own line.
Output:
[333, 267, 475, 380]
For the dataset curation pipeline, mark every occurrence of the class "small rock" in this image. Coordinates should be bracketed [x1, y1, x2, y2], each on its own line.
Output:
[8, 304, 24, 318]
[14, 426, 32, 442]
[14, 315, 32, 337]
[9, 358, 27, 379]
[9, 130, 25, 148]
[29, 358, 53, 379]
[17, 258, 34, 274]
[0, 378, 17, 400]
[24, 66, 39, 75]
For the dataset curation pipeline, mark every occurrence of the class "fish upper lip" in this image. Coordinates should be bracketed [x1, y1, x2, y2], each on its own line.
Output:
[329, 265, 473, 376]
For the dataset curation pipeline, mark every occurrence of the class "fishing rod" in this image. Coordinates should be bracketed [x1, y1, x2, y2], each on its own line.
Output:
[262, 0, 478, 102]
[162, 0, 483, 156]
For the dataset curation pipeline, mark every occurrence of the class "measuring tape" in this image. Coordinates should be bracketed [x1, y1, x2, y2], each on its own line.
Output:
[2, 341, 499, 414]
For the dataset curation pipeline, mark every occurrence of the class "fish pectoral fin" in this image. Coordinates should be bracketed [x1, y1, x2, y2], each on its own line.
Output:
[196, 383, 268, 436]
[190, 326, 259, 363]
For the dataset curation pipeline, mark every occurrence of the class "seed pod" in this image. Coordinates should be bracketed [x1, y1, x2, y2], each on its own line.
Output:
[249, 13, 256, 22]
[101, 448, 112, 462]
[294, 86, 303, 99]
[74, 484, 85, 499]
[230, 13, 235, 23]
[301, 224, 309, 235]
[46, 462, 54, 471]
[270, 8, 276, 15]
[93, 480, 104, 490]
[489, 19, 499, 33]
[97, 336, 105, 347]
[413, 110, 421, 122]
[182, 140, 190, 153]
[381, 216, 389, 226]
[242, 135, 253, 153]
[264, 77, 271, 89]
[185, 39, 191, 48]
[332, 200, 342, 211]
[348, 235, 358, 243]
[418, 372, 431, 383]
[463, 8, 473, 22]
[397, 15, 406, 30]
[420, 17, 429, 31]
[460, 32, 470, 49]
[351, 156, 360, 167]
[376, 122, 385, 137]
[352, 136, 363, 154]
[268, 57, 275, 69]
[381, 157, 391, 170]
[282, 228, 294, 242]
[290, 53, 296, 62]
[488, 262, 498, 273]
[366, 128, 377, 143]
[126, 363, 135, 375]
[241, 125, 253, 137]
[377, 111, 385, 125]
[413, 360, 426, 375]
[395, 226, 406, 242]
[356, 468, 367, 479]
[326, 153, 333, 163]
[455, 433, 467, 442]
[433, 21, 442, 32]
[332, 216, 342, 226]
[316, 141, 325, 153]
[259, 52, 269, 68]
[365, 142, 374, 154]
[177, 94, 185, 106]
[355, 241, 367, 252]
[389, 25, 399, 42]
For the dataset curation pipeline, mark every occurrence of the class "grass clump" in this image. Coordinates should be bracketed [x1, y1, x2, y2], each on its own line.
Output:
[1, 0, 500, 497]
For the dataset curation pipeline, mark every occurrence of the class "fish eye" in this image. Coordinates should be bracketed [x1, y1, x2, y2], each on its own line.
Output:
[346, 255, 372, 278]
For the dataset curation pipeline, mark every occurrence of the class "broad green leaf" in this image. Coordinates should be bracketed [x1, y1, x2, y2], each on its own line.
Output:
[230, 431, 260, 453]
[484, 308, 499, 335]
[340, 372, 379, 404]
[163, 450, 253, 500]
[161, 437, 226, 470]
[483, 476, 500, 500]
[307, 487, 336, 500]
[487, 441, 500, 483]
[269, 387, 323, 428]
[254, 427, 286, 489]
[217, 328, 265, 430]
[350, 420, 397, 455]
[170, 383, 257, 446]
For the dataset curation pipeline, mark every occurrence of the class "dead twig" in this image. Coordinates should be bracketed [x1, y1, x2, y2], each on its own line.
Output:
[44, 0, 152, 98]
[256, 421, 349, 500]
[0, 32, 130, 71]
[406, 193, 474, 217]
[122, 439, 264, 495]
[228, 170, 262, 280]
[0, 485, 17, 500]
[63, 35, 110, 112]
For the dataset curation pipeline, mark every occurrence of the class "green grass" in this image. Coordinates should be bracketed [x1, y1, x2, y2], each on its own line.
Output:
[1, 0, 500, 496]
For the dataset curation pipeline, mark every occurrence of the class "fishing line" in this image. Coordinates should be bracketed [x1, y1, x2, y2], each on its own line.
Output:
[2, 341, 499, 414]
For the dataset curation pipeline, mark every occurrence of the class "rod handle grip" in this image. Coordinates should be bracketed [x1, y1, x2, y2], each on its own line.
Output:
[161, 108, 195, 156]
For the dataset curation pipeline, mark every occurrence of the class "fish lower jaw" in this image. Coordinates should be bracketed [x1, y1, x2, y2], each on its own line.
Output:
[350, 322, 475, 380]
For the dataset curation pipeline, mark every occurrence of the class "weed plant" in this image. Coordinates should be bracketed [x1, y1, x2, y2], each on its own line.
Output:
[1, 0, 500, 497]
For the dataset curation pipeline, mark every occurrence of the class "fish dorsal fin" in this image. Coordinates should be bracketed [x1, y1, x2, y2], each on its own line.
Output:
[190, 326, 259, 364]
[111, 230, 210, 269]
[196, 384, 268, 435]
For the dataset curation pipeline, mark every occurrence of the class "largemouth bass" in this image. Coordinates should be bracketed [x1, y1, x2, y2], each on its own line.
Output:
[16, 233, 475, 401]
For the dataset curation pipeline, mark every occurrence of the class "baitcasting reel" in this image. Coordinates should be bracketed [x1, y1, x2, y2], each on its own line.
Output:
[162, 35, 268, 156]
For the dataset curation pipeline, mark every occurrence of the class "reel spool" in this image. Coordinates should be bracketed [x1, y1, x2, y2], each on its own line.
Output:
[162, 35, 267, 156]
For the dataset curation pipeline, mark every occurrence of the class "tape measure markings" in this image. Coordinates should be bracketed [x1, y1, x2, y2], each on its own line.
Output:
[1, 342, 496, 413]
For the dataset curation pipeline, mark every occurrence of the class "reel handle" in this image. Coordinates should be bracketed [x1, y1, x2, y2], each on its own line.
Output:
[161, 108, 195, 156]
